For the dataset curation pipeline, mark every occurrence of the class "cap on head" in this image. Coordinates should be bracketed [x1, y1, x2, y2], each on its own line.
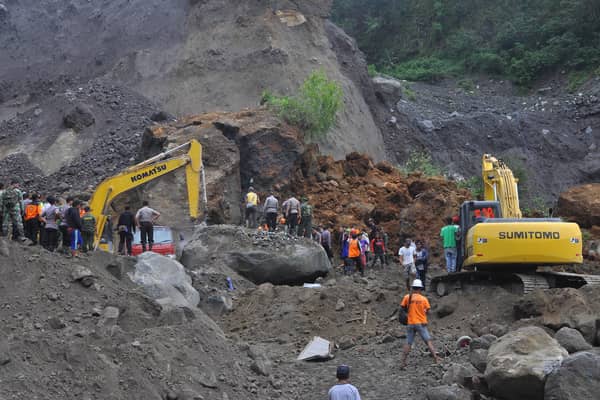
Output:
[249, 186, 254, 192]
[336, 365, 350, 380]
[412, 279, 424, 289]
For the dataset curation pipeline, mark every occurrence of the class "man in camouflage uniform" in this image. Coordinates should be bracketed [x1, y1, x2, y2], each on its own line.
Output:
[80, 206, 96, 253]
[299, 196, 313, 238]
[1, 180, 25, 240]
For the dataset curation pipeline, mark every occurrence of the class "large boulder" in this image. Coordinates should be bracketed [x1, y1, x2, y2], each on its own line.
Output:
[557, 183, 600, 228]
[426, 385, 472, 400]
[544, 351, 600, 400]
[181, 225, 331, 285]
[554, 327, 592, 354]
[484, 326, 568, 400]
[514, 288, 597, 344]
[130, 252, 199, 310]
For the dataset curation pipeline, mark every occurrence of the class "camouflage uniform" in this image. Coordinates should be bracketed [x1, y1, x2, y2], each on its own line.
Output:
[1, 188, 24, 239]
[81, 212, 96, 252]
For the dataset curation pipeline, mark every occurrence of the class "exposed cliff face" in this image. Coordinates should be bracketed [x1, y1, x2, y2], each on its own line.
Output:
[0, 0, 386, 169]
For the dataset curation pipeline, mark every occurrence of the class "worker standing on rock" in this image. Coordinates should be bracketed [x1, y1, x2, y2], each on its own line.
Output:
[400, 279, 442, 368]
[263, 190, 279, 231]
[299, 196, 313, 238]
[135, 200, 160, 252]
[1, 179, 25, 241]
[440, 216, 459, 273]
[117, 206, 136, 256]
[399, 239, 417, 290]
[284, 195, 300, 235]
[328, 365, 361, 400]
[245, 187, 259, 229]
[81, 206, 96, 253]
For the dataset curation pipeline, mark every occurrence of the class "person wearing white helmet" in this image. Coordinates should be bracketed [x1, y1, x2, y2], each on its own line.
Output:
[400, 279, 442, 368]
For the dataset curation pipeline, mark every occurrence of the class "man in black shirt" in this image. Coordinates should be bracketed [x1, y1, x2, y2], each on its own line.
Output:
[117, 206, 136, 256]
[65, 199, 83, 257]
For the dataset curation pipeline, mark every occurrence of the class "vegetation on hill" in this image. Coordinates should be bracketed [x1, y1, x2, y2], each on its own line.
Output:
[262, 70, 343, 140]
[332, 0, 600, 85]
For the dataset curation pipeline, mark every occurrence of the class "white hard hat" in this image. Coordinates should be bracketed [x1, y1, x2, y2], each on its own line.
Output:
[411, 279, 424, 289]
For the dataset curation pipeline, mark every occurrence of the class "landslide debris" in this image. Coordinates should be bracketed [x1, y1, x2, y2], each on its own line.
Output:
[0, 239, 269, 400]
[292, 152, 470, 254]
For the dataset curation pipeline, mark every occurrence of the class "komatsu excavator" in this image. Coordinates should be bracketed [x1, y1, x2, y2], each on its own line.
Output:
[431, 154, 600, 295]
[89, 140, 207, 250]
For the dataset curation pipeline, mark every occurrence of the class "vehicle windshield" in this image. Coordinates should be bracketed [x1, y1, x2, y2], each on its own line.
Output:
[133, 227, 173, 244]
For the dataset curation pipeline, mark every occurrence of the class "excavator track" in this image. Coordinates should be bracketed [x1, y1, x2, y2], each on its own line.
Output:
[431, 270, 600, 296]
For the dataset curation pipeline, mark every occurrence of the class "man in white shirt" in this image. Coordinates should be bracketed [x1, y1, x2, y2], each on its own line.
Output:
[398, 238, 417, 291]
[135, 200, 160, 252]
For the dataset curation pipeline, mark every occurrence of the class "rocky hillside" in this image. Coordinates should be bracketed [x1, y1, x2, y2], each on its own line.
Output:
[0, 0, 386, 166]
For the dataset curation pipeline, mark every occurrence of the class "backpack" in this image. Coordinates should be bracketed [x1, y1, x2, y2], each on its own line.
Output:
[2, 188, 19, 209]
[398, 293, 413, 326]
[301, 203, 313, 217]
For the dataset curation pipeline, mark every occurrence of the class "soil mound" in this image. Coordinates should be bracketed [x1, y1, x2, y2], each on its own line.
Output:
[0, 239, 261, 400]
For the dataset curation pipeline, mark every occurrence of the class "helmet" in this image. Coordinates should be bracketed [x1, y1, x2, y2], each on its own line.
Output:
[336, 365, 350, 380]
[411, 279, 424, 289]
[248, 186, 254, 192]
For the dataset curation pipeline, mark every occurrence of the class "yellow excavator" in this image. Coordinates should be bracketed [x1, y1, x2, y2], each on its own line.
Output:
[431, 154, 599, 295]
[89, 140, 207, 250]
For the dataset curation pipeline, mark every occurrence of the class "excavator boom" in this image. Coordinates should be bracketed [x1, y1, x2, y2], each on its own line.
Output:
[482, 154, 522, 218]
[89, 140, 204, 249]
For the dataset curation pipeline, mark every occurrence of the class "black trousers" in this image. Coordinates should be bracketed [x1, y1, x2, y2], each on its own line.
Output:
[45, 228, 58, 251]
[119, 232, 133, 255]
[24, 219, 40, 244]
[265, 212, 277, 231]
[287, 212, 298, 235]
[371, 253, 386, 267]
[140, 222, 154, 250]
[60, 225, 70, 248]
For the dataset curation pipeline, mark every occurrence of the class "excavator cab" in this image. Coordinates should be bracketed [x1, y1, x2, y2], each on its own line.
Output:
[457, 201, 502, 268]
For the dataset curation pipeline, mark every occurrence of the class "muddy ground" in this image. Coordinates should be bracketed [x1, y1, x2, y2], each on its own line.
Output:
[3, 237, 598, 399]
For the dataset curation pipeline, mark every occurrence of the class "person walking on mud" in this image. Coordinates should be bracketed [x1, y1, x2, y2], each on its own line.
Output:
[328, 365, 361, 400]
[400, 279, 442, 368]
[135, 200, 160, 252]
[398, 238, 417, 291]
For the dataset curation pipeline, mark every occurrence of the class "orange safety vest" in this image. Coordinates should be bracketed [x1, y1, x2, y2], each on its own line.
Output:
[348, 238, 361, 258]
[24, 203, 42, 221]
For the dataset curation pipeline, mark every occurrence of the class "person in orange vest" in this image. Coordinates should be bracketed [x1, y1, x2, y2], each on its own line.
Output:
[23, 193, 43, 245]
[348, 233, 364, 277]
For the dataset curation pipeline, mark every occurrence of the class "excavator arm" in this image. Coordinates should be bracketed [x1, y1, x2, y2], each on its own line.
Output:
[90, 140, 204, 249]
[482, 154, 522, 218]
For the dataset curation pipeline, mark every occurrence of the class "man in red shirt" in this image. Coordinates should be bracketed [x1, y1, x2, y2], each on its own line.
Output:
[400, 279, 442, 368]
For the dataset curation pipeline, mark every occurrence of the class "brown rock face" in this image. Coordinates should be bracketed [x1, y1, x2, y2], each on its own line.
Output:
[292, 153, 470, 255]
[557, 183, 600, 228]
[134, 109, 305, 230]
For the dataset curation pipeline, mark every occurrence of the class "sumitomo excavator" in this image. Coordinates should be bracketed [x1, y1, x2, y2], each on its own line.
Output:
[89, 139, 207, 250]
[431, 154, 600, 295]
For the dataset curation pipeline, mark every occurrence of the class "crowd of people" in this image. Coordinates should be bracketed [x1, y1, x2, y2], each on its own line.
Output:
[0, 179, 162, 258]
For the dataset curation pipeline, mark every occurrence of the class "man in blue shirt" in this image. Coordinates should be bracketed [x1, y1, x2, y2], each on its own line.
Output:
[328, 365, 361, 400]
